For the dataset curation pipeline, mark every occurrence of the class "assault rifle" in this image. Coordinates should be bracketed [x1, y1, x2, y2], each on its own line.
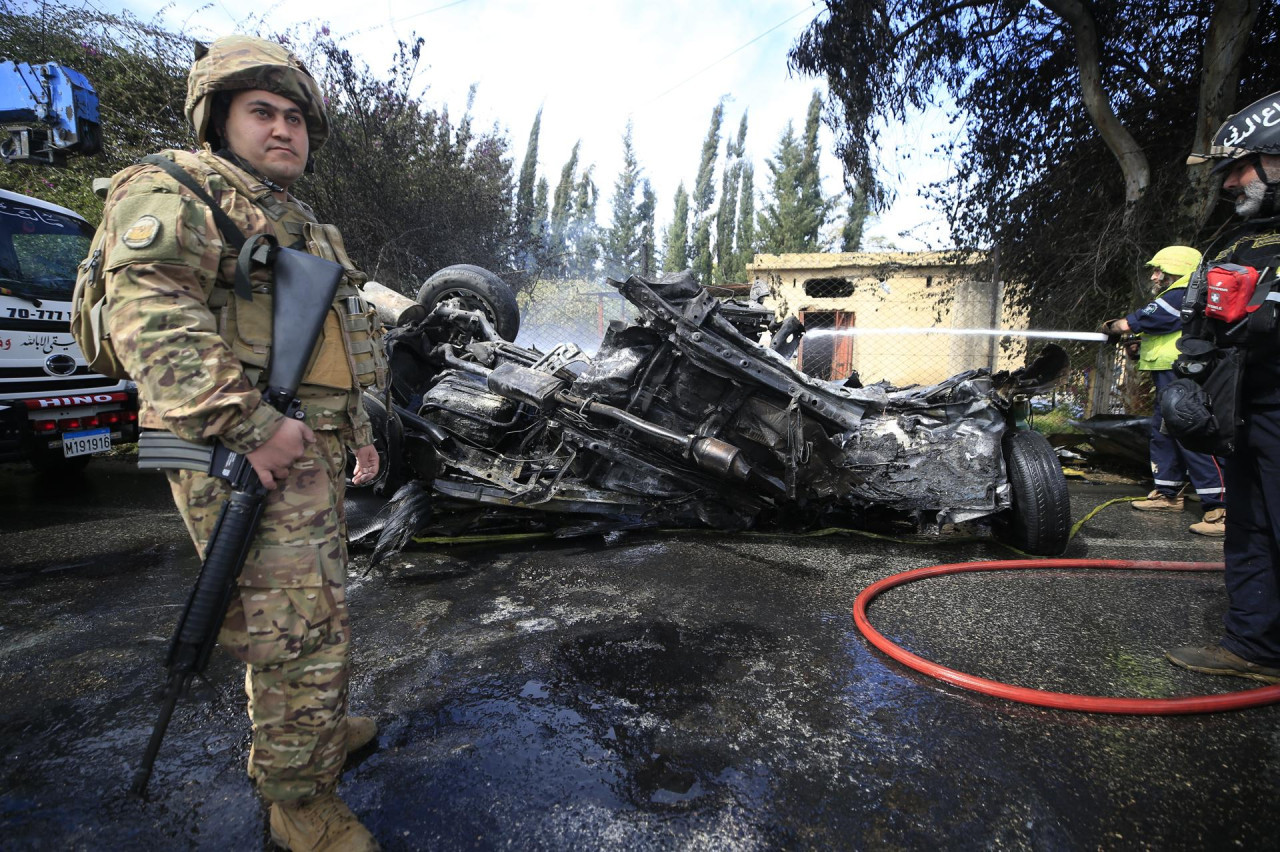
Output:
[130, 238, 344, 797]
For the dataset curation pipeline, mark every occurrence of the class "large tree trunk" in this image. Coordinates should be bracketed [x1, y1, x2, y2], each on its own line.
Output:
[1183, 0, 1261, 235]
[1042, 0, 1151, 213]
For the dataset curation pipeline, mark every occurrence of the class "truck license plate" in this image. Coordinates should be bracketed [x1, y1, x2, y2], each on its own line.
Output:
[63, 428, 111, 458]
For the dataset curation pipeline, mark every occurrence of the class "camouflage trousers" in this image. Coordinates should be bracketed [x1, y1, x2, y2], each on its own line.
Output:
[166, 429, 351, 803]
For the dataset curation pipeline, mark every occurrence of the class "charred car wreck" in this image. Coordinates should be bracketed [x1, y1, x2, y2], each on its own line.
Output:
[353, 267, 1072, 560]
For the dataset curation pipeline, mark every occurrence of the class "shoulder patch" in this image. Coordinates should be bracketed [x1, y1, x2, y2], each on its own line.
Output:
[122, 215, 162, 249]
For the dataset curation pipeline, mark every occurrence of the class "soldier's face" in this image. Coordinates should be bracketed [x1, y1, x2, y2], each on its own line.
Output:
[221, 89, 310, 189]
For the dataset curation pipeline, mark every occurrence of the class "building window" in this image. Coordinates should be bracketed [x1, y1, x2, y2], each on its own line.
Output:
[803, 277, 854, 299]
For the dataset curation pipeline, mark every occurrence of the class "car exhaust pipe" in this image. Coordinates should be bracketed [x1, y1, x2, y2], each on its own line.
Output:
[363, 281, 428, 327]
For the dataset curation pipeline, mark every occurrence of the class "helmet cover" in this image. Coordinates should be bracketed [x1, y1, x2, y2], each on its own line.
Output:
[1145, 245, 1202, 279]
[185, 35, 329, 152]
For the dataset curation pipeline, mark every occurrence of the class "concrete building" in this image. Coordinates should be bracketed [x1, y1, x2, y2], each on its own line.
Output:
[746, 251, 1027, 387]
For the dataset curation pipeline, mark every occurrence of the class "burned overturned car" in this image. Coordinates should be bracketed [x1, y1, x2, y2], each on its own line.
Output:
[354, 266, 1072, 559]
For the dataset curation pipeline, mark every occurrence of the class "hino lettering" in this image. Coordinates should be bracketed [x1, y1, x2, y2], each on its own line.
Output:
[25, 392, 127, 409]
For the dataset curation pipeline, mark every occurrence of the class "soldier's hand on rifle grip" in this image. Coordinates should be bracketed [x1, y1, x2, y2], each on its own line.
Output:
[350, 444, 380, 485]
[247, 416, 316, 490]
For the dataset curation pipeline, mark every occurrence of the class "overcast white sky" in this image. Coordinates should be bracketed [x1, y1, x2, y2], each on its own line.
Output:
[86, 0, 953, 250]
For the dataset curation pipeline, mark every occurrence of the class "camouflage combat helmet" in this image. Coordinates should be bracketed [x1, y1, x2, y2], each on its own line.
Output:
[185, 35, 329, 152]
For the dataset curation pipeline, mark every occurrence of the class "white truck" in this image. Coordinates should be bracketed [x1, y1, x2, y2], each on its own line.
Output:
[0, 187, 138, 472]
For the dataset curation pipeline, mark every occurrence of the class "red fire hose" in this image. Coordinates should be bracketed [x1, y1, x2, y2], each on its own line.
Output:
[853, 558, 1280, 714]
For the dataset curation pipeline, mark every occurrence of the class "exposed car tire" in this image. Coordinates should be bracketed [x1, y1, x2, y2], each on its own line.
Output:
[995, 429, 1071, 555]
[416, 264, 520, 342]
[346, 390, 406, 496]
[30, 448, 92, 476]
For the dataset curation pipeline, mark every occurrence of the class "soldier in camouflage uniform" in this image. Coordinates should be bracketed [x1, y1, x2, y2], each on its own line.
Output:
[97, 36, 385, 851]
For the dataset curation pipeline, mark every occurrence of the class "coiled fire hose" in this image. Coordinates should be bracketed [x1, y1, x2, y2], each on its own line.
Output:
[854, 557, 1280, 714]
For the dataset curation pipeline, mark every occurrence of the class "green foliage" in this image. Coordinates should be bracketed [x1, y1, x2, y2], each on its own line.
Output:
[735, 164, 756, 270]
[549, 141, 580, 253]
[542, 141, 600, 278]
[756, 92, 833, 255]
[789, 1, 1279, 331]
[0, 3, 518, 294]
[603, 122, 642, 279]
[297, 36, 514, 292]
[841, 183, 868, 251]
[513, 108, 544, 270]
[1028, 404, 1082, 436]
[662, 183, 690, 273]
[692, 101, 725, 218]
[637, 179, 656, 278]
[714, 113, 748, 283]
[757, 121, 828, 253]
[531, 176, 549, 251]
[692, 218, 713, 284]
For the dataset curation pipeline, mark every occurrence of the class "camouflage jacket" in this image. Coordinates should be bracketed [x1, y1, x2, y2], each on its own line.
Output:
[98, 148, 374, 452]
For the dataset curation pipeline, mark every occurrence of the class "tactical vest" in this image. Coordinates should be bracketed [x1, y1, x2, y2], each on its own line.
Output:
[180, 151, 387, 429]
[1137, 279, 1187, 372]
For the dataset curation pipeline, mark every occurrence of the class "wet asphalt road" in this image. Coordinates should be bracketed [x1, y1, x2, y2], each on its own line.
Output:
[0, 458, 1268, 851]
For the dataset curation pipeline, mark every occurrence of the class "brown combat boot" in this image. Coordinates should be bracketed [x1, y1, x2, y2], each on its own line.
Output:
[1165, 645, 1280, 684]
[1131, 490, 1184, 512]
[269, 793, 379, 852]
[1189, 507, 1226, 537]
[345, 716, 377, 753]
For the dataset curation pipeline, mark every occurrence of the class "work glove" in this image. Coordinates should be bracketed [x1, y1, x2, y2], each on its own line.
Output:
[1099, 318, 1125, 343]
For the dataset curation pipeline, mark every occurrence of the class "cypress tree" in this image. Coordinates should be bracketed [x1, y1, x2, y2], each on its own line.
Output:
[798, 91, 827, 239]
[514, 108, 543, 262]
[638, 179, 657, 278]
[758, 97, 832, 254]
[531, 176, 550, 266]
[690, 101, 724, 285]
[757, 122, 812, 253]
[548, 142, 581, 273]
[605, 122, 642, 278]
[571, 166, 600, 277]
[841, 184, 868, 251]
[663, 183, 690, 273]
[693, 101, 725, 219]
[692, 219, 714, 285]
[736, 163, 756, 272]
[715, 113, 749, 283]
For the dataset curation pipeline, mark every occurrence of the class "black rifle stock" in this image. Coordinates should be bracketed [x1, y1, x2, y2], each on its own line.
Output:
[131, 243, 345, 797]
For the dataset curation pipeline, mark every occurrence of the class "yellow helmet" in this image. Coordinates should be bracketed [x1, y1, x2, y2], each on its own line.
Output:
[1146, 246, 1202, 278]
[184, 35, 329, 152]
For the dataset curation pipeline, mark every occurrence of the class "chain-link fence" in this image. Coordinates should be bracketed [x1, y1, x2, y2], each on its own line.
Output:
[514, 278, 634, 355]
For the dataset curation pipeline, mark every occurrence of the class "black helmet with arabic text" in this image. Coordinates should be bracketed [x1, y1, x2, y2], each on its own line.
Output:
[1187, 90, 1280, 175]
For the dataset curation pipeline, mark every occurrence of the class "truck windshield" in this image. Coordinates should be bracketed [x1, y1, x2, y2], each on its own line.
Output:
[0, 196, 93, 301]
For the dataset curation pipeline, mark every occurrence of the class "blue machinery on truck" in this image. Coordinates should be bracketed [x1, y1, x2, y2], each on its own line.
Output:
[0, 60, 101, 165]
